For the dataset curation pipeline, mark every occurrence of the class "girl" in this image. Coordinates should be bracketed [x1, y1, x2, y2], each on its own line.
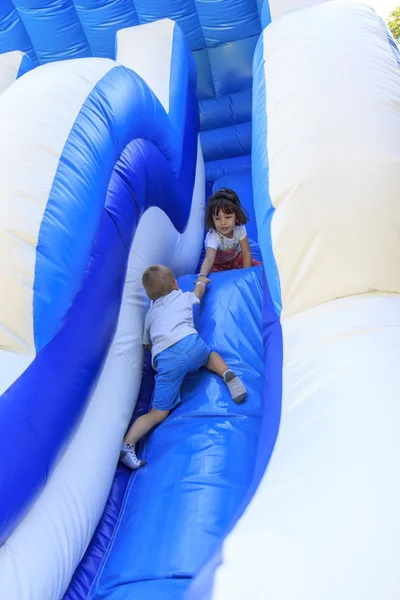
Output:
[199, 188, 262, 276]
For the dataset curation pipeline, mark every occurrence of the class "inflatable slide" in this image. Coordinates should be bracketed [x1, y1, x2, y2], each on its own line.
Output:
[0, 1, 399, 599]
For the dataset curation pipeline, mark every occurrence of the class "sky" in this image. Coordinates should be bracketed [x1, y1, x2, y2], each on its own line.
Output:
[350, 0, 398, 20]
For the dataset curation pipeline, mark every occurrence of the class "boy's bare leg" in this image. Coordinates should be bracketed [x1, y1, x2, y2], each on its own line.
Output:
[207, 351, 247, 404]
[124, 408, 169, 445]
[207, 351, 229, 376]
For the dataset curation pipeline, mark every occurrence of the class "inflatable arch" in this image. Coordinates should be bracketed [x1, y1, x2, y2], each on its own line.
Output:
[0, 1, 399, 599]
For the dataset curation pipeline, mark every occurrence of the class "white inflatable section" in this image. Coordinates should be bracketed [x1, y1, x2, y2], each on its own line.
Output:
[213, 295, 400, 600]
[0, 351, 34, 397]
[0, 143, 204, 600]
[267, 1, 400, 320]
[212, 3, 400, 599]
[0, 58, 115, 363]
[116, 19, 175, 114]
[267, 0, 329, 19]
[0, 51, 25, 96]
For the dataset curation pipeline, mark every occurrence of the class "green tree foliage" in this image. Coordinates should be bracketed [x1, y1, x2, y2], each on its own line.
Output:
[387, 6, 400, 42]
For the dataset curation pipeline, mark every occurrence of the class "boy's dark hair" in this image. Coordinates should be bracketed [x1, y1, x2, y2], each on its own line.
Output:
[205, 188, 249, 230]
[142, 265, 176, 301]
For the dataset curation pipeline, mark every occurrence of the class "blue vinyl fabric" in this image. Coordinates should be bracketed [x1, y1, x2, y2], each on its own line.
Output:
[0, 1, 269, 181]
[200, 121, 252, 163]
[0, 0, 38, 64]
[205, 154, 251, 183]
[87, 267, 265, 600]
[74, 0, 140, 59]
[16, 51, 34, 77]
[0, 40, 198, 545]
[34, 66, 171, 352]
[33, 57, 196, 352]
[187, 271, 282, 600]
[12, 0, 91, 63]
[199, 88, 252, 132]
[260, 0, 272, 29]
[188, 24, 283, 600]
[0, 170, 136, 545]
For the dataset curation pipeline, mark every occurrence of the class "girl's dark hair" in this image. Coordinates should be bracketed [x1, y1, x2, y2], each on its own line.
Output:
[205, 188, 249, 230]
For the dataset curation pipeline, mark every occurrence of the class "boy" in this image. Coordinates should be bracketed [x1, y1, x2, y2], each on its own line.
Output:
[120, 265, 247, 469]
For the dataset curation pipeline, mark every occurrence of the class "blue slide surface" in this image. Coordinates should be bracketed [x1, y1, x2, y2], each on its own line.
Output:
[89, 267, 264, 599]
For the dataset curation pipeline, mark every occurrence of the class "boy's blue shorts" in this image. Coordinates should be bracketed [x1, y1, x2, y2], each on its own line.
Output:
[152, 334, 211, 411]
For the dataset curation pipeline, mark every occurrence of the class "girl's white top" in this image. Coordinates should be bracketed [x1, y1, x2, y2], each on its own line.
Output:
[205, 225, 247, 253]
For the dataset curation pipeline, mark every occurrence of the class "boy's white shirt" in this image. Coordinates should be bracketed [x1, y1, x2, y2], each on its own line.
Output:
[143, 289, 200, 365]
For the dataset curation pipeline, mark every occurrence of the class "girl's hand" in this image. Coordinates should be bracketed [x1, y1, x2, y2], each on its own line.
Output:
[199, 247, 217, 278]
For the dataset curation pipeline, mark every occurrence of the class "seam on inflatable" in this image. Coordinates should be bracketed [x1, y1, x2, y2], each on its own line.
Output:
[191, 4, 215, 99]
[103, 206, 127, 246]
[13, 0, 91, 63]
[0, 544, 44, 594]
[169, 24, 186, 163]
[0, 1, 39, 64]
[261, 0, 271, 28]
[69, 0, 91, 52]
[86, 470, 141, 599]
[0, 398, 50, 550]
[14, 398, 50, 483]
[192, 0, 207, 49]
[131, 2, 148, 26]
[252, 34, 282, 316]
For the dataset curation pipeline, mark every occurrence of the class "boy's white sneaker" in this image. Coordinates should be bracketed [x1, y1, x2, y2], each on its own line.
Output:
[120, 443, 146, 470]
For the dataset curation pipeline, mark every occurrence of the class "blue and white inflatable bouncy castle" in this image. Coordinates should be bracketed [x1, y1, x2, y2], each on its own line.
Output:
[0, 1, 399, 599]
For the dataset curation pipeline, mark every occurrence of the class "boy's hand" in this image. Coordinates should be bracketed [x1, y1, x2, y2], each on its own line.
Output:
[193, 275, 210, 299]
[195, 275, 211, 285]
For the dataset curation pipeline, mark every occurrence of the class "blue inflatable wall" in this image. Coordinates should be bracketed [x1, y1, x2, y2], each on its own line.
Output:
[0, 0, 265, 180]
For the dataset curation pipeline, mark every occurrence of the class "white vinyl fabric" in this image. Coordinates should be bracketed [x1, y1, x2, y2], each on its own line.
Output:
[213, 294, 400, 600]
[267, 0, 329, 20]
[267, 2, 400, 319]
[212, 2, 400, 599]
[116, 19, 175, 114]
